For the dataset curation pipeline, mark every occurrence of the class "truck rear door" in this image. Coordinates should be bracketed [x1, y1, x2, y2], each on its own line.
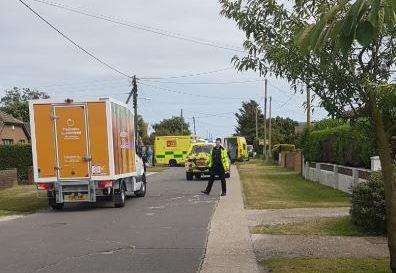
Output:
[53, 104, 90, 180]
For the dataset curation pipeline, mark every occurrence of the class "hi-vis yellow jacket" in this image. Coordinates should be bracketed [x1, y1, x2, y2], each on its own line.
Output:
[207, 146, 230, 170]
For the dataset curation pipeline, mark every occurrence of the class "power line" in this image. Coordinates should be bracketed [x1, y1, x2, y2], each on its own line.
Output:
[141, 79, 263, 85]
[139, 81, 252, 100]
[140, 67, 234, 80]
[18, 0, 132, 79]
[29, 0, 244, 53]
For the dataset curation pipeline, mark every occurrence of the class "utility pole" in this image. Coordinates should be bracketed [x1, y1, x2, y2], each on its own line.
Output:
[263, 79, 268, 160]
[180, 109, 184, 135]
[126, 75, 138, 144]
[306, 85, 312, 127]
[255, 107, 258, 139]
[192, 116, 197, 140]
[269, 96, 272, 158]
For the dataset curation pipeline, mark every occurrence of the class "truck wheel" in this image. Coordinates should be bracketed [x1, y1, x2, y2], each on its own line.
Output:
[195, 173, 202, 180]
[169, 159, 177, 167]
[186, 172, 193, 181]
[48, 197, 63, 210]
[135, 175, 147, 197]
[113, 187, 126, 208]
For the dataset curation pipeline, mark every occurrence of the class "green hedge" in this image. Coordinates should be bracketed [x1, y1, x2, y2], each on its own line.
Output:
[0, 145, 32, 183]
[350, 172, 386, 234]
[301, 123, 376, 168]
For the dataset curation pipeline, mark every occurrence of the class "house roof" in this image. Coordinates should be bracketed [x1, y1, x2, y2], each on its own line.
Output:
[0, 111, 24, 125]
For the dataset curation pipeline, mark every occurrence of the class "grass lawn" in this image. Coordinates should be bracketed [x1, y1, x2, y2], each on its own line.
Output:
[250, 216, 375, 236]
[147, 165, 169, 173]
[238, 159, 350, 209]
[261, 258, 390, 273]
[0, 185, 47, 217]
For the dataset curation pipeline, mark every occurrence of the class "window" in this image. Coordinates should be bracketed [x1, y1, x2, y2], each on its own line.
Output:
[19, 139, 26, 144]
[2, 139, 14, 145]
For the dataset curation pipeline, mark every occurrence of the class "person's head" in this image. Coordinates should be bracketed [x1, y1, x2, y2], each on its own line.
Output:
[215, 138, 222, 147]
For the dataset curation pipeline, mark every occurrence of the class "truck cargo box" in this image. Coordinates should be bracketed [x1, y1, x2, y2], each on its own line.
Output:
[29, 98, 146, 208]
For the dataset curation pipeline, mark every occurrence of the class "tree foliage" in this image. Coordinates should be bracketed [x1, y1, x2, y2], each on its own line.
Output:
[0, 87, 49, 122]
[235, 100, 264, 144]
[151, 116, 191, 137]
[235, 100, 298, 145]
[136, 114, 149, 144]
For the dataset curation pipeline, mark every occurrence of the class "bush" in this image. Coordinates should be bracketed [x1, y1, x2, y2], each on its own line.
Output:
[0, 145, 32, 183]
[300, 123, 376, 168]
[350, 172, 386, 234]
[272, 144, 295, 161]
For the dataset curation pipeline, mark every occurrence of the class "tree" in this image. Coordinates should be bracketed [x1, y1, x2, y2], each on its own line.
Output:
[235, 100, 264, 144]
[298, 0, 396, 270]
[136, 115, 149, 144]
[1, 87, 49, 122]
[151, 116, 191, 137]
[271, 117, 299, 145]
[220, 0, 396, 270]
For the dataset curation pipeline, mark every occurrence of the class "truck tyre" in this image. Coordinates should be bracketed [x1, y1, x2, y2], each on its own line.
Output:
[195, 173, 202, 180]
[135, 174, 147, 197]
[113, 187, 126, 208]
[186, 172, 193, 181]
[48, 197, 63, 210]
[169, 159, 177, 167]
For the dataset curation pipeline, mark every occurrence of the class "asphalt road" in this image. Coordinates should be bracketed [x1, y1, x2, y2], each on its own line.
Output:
[0, 168, 221, 273]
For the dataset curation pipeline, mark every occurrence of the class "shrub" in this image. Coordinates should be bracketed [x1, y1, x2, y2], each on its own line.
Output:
[0, 145, 32, 183]
[272, 144, 295, 161]
[350, 172, 386, 234]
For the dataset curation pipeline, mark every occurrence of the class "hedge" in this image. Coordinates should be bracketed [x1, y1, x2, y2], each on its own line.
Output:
[0, 145, 32, 183]
[300, 123, 376, 168]
[350, 172, 386, 234]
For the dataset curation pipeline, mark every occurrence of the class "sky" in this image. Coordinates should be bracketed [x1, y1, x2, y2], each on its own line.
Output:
[1, 0, 328, 138]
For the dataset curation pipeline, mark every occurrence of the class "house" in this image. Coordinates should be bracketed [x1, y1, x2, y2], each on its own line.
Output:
[0, 111, 30, 145]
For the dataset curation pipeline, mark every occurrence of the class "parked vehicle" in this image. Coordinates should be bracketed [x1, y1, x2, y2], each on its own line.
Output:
[185, 143, 230, 180]
[29, 98, 147, 209]
[154, 135, 192, 166]
[247, 144, 254, 158]
[224, 136, 249, 163]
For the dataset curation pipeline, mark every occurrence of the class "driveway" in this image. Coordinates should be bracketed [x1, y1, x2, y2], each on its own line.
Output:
[0, 168, 219, 273]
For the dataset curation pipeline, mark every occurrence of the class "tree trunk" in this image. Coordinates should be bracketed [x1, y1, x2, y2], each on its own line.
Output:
[371, 100, 396, 272]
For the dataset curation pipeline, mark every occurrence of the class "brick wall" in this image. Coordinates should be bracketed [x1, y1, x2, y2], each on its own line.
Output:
[0, 169, 17, 189]
[280, 150, 302, 174]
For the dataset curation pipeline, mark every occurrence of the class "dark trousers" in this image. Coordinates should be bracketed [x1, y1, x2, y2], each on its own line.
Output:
[205, 168, 226, 194]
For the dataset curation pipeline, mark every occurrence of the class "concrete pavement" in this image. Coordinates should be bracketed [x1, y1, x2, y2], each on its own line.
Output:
[200, 165, 260, 273]
[0, 168, 218, 273]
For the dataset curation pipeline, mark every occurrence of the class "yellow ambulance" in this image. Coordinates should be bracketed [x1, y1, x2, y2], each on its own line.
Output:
[224, 136, 249, 163]
[154, 135, 193, 166]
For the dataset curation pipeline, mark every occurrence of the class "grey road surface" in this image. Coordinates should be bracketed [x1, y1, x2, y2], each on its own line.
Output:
[0, 168, 220, 273]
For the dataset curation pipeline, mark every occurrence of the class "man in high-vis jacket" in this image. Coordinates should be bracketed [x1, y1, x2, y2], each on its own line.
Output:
[201, 138, 230, 196]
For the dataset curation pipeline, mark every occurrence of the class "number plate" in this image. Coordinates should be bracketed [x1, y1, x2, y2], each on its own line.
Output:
[64, 193, 89, 202]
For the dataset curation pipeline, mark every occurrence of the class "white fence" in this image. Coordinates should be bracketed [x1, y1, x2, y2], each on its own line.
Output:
[302, 162, 373, 194]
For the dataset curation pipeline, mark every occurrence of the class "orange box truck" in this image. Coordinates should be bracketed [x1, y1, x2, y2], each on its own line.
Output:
[29, 97, 147, 209]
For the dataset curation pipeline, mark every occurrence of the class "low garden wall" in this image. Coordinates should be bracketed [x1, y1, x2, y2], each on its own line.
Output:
[302, 162, 372, 193]
[0, 169, 18, 189]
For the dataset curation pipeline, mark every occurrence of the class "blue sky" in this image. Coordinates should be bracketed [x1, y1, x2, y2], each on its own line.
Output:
[1, 0, 328, 138]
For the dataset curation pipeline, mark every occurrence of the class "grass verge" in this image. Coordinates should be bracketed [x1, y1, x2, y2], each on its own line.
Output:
[261, 258, 390, 273]
[238, 159, 350, 209]
[0, 185, 47, 217]
[250, 216, 374, 236]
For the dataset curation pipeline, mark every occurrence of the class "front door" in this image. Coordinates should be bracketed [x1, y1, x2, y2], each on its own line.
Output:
[54, 105, 90, 180]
